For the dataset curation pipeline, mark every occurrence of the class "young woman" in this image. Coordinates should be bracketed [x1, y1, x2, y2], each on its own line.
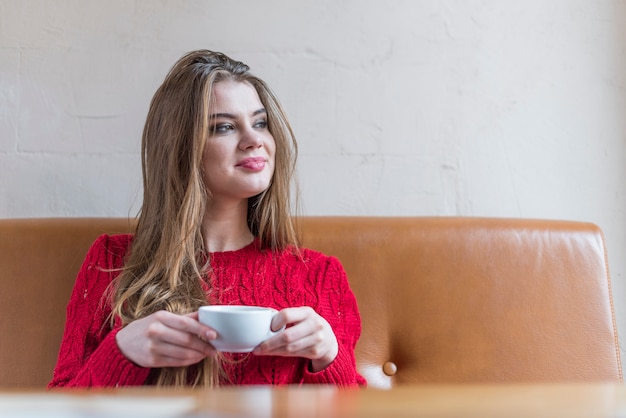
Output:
[48, 50, 366, 388]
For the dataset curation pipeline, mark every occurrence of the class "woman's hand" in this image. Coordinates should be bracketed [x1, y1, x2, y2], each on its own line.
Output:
[252, 307, 339, 372]
[116, 311, 217, 368]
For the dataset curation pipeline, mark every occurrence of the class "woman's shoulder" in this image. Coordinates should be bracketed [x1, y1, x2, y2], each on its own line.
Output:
[89, 233, 133, 251]
[290, 245, 328, 260]
[280, 245, 345, 270]
[86, 233, 134, 268]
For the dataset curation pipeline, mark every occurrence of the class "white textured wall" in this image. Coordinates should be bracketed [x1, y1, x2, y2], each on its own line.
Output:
[2, 1, 626, 352]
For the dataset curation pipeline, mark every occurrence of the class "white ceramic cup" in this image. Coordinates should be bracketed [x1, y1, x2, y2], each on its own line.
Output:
[198, 305, 283, 353]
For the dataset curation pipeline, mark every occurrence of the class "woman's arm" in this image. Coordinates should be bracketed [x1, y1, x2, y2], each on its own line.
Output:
[300, 256, 366, 386]
[48, 235, 150, 388]
[253, 255, 367, 387]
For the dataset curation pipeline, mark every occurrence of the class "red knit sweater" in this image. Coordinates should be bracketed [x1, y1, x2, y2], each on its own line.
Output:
[48, 234, 366, 388]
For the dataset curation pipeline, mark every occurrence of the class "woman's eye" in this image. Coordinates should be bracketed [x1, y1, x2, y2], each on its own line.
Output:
[254, 119, 268, 129]
[212, 123, 234, 134]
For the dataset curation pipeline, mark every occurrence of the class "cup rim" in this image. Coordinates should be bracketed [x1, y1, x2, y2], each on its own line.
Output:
[199, 305, 275, 314]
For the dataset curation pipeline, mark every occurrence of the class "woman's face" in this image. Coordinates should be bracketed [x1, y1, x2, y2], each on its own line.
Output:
[202, 80, 276, 204]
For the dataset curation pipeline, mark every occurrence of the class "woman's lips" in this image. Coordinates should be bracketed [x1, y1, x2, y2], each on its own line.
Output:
[236, 157, 266, 171]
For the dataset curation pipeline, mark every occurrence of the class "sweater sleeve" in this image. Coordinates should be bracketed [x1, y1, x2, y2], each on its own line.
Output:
[48, 234, 150, 388]
[301, 256, 367, 387]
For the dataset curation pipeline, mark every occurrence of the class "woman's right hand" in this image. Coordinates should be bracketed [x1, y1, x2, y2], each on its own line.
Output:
[115, 310, 217, 368]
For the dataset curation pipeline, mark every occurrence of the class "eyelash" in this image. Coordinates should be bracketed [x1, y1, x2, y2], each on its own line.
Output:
[212, 123, 234, 134]
[211, 120, 268, 134]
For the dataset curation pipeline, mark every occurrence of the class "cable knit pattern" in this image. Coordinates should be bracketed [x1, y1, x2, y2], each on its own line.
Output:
[48, 234, 366, 388]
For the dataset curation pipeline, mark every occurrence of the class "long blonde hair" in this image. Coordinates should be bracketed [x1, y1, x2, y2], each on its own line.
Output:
[112, 50, 299, 387]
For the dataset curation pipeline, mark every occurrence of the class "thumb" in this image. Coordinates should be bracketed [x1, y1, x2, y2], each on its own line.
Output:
[271, 311, 287, 332]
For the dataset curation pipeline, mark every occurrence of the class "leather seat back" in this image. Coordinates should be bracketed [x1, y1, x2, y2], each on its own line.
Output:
[299, 217, 622, 387]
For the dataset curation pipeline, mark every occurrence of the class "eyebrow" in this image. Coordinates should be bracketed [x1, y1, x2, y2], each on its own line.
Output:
[209, 108, 267, 120]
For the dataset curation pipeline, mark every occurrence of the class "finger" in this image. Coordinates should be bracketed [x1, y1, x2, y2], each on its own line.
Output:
[148, 343, 213, 367]
[255, 310, 331, 357]
[259, 333, 327, 359]
[145, 321, 217, 358]
[255, 320, 319, 354]
[271, 306, 315, 331]
[185, 311, 200, 320]
[156, 311, 217, 341]
[182, 311, 218, 340]
[270, 311, 288, 332]
[156, 327, 217, 357]
[143, 313, 217, 356]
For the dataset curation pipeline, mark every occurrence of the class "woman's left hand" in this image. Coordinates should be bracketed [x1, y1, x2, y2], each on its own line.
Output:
[252, 307, 338, 372]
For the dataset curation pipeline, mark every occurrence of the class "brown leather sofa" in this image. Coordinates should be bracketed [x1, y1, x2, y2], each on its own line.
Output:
[0, 217, 622, 388]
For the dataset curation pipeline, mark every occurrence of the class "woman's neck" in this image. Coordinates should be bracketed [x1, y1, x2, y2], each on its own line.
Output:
[202, 199, 254, 252]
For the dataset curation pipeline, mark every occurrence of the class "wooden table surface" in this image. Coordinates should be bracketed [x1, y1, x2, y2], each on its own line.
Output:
[3, 383, 626, 417]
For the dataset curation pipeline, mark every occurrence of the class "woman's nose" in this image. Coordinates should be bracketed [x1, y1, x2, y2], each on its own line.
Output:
[239, 128, 263, 150]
